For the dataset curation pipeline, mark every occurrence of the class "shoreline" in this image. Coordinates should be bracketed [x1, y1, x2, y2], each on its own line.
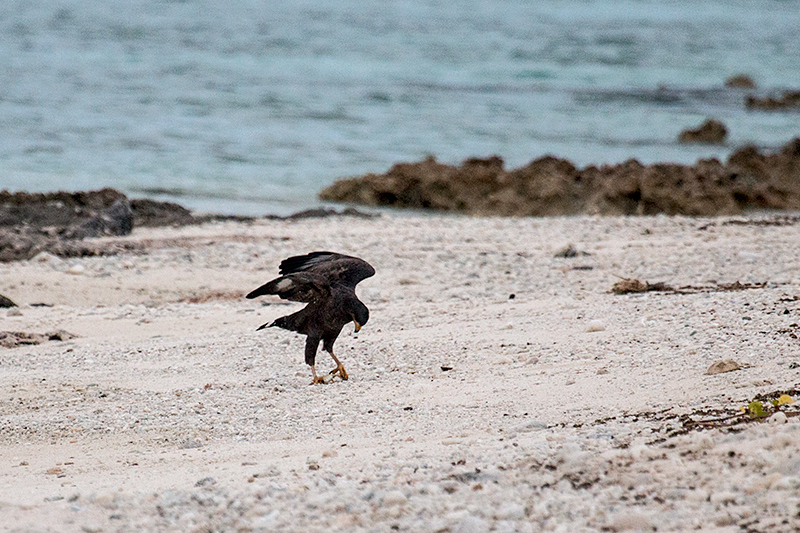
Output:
[1, 213, 800, 531]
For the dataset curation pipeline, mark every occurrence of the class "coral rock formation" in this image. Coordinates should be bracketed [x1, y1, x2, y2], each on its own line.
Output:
[320, 139, 800, 217]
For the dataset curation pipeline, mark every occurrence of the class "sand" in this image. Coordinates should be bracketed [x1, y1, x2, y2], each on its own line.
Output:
[1, 213, 800, 532]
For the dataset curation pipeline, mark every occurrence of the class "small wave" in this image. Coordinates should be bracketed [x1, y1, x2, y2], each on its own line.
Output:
[23, 145, 64, 155]
[214, 152, 251, 164]
[131, 187, 191, 197]
[571, 86, 742, 109]
[302, 107, 365, 123]
[405, 80, 747, 111]
[405, 81, 550, 94]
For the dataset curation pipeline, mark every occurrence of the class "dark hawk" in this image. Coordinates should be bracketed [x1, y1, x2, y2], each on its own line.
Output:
[246, 251, 375, 384]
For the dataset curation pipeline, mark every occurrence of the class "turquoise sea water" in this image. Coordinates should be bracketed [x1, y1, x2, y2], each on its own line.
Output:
[1, 0, 799, 215]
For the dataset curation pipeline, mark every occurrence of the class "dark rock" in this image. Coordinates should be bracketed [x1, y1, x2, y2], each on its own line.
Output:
[131, 199, 254, 226]
[725, 75, 756, 89]
[0, 188, 197, 233]
[746, 90, 800, 111]
[268, 207, 377, 220]
[319, 155, 506, 213]
[489, 157, 582, 216]
[0, 188, 126, 228]
[554, 245, 589, 258]
[130, 198, 195, 227]
[62, 198, 133, 239]
[320, 138, 800, 217]
[0, 228, 44, 263]
[678, 119, 728, 144]
[0, 188, 205, 262]
[0, 294, 17, 308]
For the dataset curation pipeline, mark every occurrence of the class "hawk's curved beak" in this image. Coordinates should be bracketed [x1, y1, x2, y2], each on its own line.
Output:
[353, 319, 362, 333]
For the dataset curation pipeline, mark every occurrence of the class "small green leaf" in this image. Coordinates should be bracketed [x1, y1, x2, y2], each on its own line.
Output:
[748, 401, 765, 418]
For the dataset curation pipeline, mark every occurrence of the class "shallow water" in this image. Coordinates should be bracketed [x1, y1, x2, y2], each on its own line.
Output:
[1, 0, 799, 215]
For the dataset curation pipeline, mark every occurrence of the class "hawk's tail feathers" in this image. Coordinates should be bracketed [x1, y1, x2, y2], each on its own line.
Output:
[257, 312, 303, 333]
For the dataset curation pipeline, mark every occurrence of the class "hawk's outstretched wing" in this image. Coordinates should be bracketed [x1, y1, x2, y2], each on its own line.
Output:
[278, 251, 375, 289]
[246, 271, 329, 302]
[246, 251, 374, 302]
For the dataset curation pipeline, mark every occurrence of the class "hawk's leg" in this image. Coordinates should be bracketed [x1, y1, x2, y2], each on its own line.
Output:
[328, 350, 348, 380]
[306, 338, 326, 384]
[310, 365, 326, 385]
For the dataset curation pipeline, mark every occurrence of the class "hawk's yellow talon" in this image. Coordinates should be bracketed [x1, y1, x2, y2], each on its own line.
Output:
[330, 364, 348, 380]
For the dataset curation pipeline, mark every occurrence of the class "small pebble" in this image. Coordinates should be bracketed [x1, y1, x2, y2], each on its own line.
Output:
[66, 264, 86, 275]
[33, 251, 61, 264]
[586, 319, 605, 332]
[706, 359, 741, 375]
[770, 411, 788, 424]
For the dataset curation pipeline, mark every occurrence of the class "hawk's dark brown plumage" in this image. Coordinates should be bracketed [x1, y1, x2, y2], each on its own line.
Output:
[246, 251, 374, 384]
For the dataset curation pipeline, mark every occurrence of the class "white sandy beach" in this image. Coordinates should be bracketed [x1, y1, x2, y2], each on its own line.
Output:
[1, 213, 800, 532]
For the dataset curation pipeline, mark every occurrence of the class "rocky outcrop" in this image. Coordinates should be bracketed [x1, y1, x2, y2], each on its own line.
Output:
[62, 198, 134, 240]
[263, 207, 377, 221]
[0, 189, 219, 262]
[1, 189, 132, 262]
[746, 91, 800, 111]
[0, 189, 203, 231]
[129, 198, 196, 227]
[725, 75, 756, 89]
[319, 138, 800, 217]
[678, 119, 727, 144]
